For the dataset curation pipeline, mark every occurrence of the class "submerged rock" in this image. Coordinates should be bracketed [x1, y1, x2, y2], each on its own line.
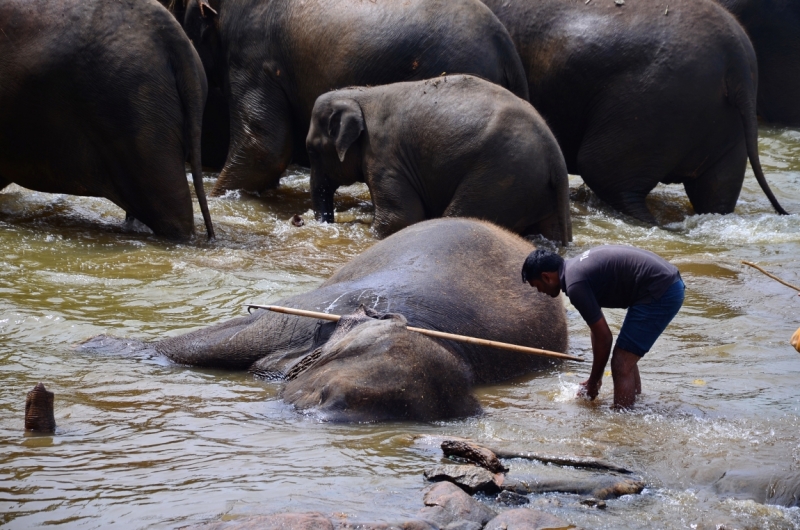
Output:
[188, 512, 334, 529]
[484, 508, 573, 530]
[417, 482, 496, 529]
[495, 490, 529, 506]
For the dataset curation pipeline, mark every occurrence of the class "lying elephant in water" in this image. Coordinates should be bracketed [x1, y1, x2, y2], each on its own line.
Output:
[0, 0, 214, 240]
[307, 76, 571, 243]
[81, 218, 569, 422]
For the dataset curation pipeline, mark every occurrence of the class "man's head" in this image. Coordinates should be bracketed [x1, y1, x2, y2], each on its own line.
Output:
[521, 249, 563, 298]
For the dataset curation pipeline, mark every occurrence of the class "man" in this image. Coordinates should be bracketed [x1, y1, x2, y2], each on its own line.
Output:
[521, 246, 684, 408]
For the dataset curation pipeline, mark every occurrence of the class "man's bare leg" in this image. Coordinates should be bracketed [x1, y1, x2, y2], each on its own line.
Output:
[610, 347, 641, 409]
[634, 364, 641, 395]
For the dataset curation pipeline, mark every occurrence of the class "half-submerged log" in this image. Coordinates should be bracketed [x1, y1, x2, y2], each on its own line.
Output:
[25, 382, 56, 433]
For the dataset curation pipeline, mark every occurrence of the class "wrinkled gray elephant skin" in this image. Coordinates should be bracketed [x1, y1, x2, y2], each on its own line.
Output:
[482, 0, 787, 222]
[182, 0, 529, 195]
[307, 76, 571, 244]
[716, 0, 800, 126]
[0, 0, 214, 240]
[81, 219, 568, 422]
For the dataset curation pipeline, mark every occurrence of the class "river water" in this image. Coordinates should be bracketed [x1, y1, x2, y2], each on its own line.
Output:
[1, 126, 799, 529]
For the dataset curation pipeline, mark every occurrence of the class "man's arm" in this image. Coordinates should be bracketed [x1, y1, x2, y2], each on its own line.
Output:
[580, 315, 613, 400]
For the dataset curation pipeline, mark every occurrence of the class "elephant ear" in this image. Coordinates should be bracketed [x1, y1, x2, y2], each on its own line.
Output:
[327, 100, 364, 163]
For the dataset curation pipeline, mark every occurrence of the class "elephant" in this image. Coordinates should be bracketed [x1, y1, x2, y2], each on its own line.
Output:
[307, 75, 572, 244]
[481, 0, 788, 223]
[181, 0, 530, 196]
[80, 218, 569, 422]
[715, 0, 800, 126]
[0, 0, 214, 240]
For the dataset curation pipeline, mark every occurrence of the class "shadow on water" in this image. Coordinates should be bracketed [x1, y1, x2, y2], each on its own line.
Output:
[1, 129, 800, 528]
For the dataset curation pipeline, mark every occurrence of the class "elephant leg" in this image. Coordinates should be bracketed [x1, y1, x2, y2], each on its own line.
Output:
[212, 84, 294, 196]
[102, 121, 194, 240]
[576, 134, 660, 224]
[683, 139, 747, 215]
[369, 170, 427, 238]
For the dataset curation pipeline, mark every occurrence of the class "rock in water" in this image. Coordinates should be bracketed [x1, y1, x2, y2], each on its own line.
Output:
[484, 508, 573, 530]
[441, 440, 508, 473]
[791, 327, 800, 352]
[424, 464, 503, 494]
[25, 382, 56, 433]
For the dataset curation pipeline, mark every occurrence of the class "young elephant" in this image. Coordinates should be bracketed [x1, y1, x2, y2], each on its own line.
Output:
[306, 75, 571, 243]
[81, 218, 569, 422]
[0, 0, 214, 240]
[182, 0, 529, 195]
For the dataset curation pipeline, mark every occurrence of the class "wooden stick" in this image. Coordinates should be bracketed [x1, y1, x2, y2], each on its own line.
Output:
[246, 304, 584, 362]
[741, 261, 800, 292]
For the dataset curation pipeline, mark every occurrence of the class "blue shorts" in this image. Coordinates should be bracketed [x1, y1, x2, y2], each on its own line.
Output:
[615, 279, 685, 357]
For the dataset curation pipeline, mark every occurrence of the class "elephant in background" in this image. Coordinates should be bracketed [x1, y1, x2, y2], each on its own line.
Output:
[482, 0, 787, 223]
[81, 219, 569, 422]
[0, 0, 214, 240]
[716, 0, 800, 126]
[307, 75, 571, 243]
[182, 0, 529, 196]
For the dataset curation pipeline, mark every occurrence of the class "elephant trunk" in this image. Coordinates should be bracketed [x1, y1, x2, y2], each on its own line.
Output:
[25, 382, 56, 433]
[311, 168, 337, 223]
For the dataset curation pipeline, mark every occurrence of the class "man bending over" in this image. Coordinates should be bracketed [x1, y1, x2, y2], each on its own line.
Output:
[521, 246, 684, 408]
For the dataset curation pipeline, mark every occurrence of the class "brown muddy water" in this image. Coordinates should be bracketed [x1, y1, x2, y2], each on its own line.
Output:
[1, 126, 799, 529]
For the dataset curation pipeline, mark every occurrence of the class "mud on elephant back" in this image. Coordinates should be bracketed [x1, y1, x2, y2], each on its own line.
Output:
[80, 218, 569, 422]
[482, 0, 788, 223]
[0, 0, 214, 240]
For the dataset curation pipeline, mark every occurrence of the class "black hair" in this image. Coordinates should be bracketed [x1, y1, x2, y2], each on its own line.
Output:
[521, 249, 564, 283]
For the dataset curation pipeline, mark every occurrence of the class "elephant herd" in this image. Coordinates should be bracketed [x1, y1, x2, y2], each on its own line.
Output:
[1, 0, 796, 241]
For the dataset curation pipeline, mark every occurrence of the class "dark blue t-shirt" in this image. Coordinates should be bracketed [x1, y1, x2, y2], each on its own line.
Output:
[559, 245, 680, 325]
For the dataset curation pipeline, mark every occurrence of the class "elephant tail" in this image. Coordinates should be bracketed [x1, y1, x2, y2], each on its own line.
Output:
[172, 33, 216, 240]
[729, 52, 788, 215]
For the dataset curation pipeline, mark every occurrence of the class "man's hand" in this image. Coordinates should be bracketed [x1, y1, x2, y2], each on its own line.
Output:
[579, 378, 602, 400]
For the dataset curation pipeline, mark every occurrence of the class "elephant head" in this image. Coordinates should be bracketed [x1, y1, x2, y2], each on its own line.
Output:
[306, 95, 366, 223]
[279, 307, 480, 422]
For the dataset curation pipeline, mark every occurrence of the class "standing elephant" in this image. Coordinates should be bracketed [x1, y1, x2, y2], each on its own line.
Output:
[0, 0, 214, 240]
[482, 0, 787, 223]
[307, 75, 571, 243]
[182, 0, 529, 196]
[716, 0, 800, 126]
[81, 218, 569, 422]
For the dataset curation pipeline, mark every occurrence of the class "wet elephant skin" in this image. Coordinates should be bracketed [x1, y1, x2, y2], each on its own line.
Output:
[481, 0, 787, 223]
[83, 219, 569, 422]
[306, 76, 572, 244]
[716, 0, 800, 126]
[182, 0, 529, 196]
[0, 0, 214, 240]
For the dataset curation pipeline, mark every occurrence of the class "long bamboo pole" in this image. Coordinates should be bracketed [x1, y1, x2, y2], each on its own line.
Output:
[741, 261, 800, 292]
[246, 304, 584, 362]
